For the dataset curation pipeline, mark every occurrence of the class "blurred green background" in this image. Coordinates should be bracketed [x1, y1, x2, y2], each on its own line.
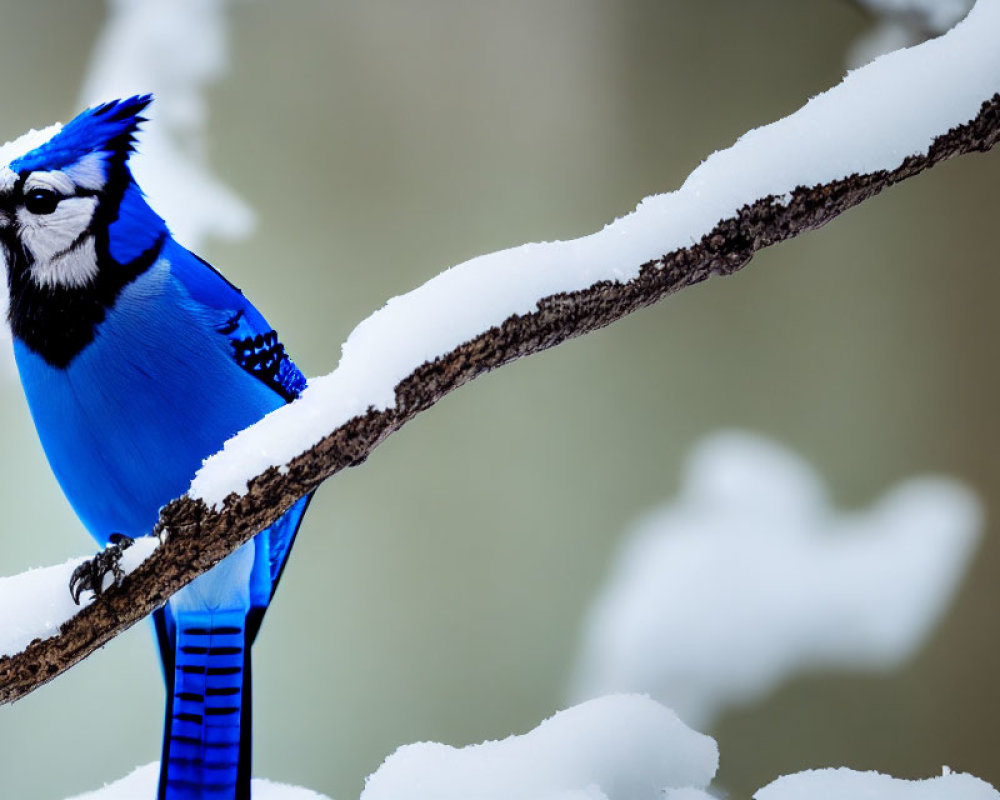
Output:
[0, 2, 997, 798]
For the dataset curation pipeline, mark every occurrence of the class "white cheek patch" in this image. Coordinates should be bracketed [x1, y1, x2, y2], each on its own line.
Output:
[19, 195, 97, 258]
[29, 235, 98, 289]
[19, 195, 100, 289]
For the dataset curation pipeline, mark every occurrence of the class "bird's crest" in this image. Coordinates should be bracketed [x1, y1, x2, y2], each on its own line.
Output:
[5, 95, 151, 180]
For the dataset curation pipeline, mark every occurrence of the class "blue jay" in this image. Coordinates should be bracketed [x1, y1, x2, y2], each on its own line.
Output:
[1, 96, 311, 800]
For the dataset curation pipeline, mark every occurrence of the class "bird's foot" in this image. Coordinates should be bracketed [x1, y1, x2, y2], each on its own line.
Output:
[69, 533, 135, 605]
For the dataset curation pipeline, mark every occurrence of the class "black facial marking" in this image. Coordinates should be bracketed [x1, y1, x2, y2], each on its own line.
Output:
[5, 229, 166, 368]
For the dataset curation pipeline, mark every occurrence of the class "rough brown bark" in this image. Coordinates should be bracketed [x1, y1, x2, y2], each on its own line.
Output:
[1, 93, 998, 706]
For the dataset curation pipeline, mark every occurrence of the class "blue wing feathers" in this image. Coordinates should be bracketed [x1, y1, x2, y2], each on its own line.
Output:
[166, 241, 306, 401]
[166, 241, 266, 324]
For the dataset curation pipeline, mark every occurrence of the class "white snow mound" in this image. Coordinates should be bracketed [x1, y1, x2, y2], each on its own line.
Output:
[361, 695, 718, 800]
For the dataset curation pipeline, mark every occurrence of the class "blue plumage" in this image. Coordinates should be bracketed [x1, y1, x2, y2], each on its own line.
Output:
[2, 97, 311, 799]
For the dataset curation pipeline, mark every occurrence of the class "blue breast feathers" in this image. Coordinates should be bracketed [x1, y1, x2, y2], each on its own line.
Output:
[14, 239, 305, 545]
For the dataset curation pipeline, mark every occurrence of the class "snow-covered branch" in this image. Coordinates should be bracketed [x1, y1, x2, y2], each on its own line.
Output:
[1, 2, 998, 704]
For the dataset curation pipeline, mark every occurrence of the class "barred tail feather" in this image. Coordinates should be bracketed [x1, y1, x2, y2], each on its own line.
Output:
[158, 610, 251, 800]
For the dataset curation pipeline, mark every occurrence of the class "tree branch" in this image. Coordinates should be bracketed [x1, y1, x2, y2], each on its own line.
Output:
[1, 90, 995, 704]
[27, 106, 1000, 692]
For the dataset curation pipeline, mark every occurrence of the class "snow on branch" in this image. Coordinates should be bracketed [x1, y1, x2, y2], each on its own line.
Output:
[0, 1, 999, 704]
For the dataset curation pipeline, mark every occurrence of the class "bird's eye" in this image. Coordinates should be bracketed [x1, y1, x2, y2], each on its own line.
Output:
[24, 188, 61, 215]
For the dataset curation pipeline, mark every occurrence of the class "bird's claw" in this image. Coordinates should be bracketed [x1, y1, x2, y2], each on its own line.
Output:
[69, 534, 135, 605]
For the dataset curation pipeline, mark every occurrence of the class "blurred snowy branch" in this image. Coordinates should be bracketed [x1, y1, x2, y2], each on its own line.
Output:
[851, 0, 972, 31]
[79, 0, 252, 249]
[570, 432, 982, 728]
[847, 0, 974, 66]
[1, 0, 998, 708]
